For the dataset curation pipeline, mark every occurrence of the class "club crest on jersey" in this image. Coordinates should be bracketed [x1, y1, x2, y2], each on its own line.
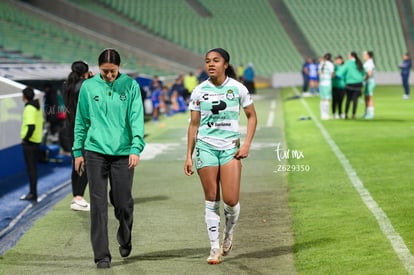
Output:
[119, 92, 127, 101]
[226, 90, 235, 100]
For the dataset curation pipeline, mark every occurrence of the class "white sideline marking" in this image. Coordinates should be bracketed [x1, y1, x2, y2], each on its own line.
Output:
[140, 143, 181, 160]
[266, 100, 276, 127]
[293, 87, 414, 273]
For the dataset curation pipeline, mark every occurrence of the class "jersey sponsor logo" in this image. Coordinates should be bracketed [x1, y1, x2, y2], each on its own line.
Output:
[211, 100, 226, 114]
[201, 92, 223, 101]
[207, 121, 231, 128]
[208, 226, 218, 232]
[93, 95, 99, 102]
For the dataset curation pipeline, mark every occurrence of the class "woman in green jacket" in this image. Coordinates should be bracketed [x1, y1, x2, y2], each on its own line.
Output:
[332, 55, 346, 119]
[73, 49, 145, 269]
[341, 52, 366, 119]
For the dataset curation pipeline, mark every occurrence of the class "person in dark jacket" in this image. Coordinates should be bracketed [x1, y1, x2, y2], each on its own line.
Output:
[399, 53, 412, 99]
[62, 60, 92, 211]
[20, 87, 44, 203]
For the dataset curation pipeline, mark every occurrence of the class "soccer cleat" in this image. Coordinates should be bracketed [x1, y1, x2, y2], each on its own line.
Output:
[207, 248, 221, 264]
[221, 234, 233, 256]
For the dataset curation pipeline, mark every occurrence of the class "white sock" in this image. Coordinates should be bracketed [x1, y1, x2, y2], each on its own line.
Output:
[367, 106, 374, 116]
[205, 200, 220, 249]
[320, 101, 324, 117]
[320, 101, 330, 118]
[325, 101, 330, 118]
[224, 202, 240, 235]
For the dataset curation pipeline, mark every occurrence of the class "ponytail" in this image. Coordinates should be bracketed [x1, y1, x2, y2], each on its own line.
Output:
[350, 52, 364, 72]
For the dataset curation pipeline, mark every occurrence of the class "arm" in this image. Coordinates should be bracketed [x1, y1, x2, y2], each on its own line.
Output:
[72, 84, 90, 173]
[128, 81, 146, 169]
[23, 125, 35, 142]
[184, 110, 200, 176]
[364, 69, 372, 81]
[234, 103, 257, 159]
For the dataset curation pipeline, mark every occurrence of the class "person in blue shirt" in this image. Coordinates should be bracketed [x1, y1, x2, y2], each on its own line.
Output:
[151, 82, 164, 122]
[399, 53, 412, 99]
[243, 62, 256, 94]
[308, 59, 319, 96]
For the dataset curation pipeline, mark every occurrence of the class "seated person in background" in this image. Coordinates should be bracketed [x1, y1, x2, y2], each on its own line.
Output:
[170, 90, 187, 115]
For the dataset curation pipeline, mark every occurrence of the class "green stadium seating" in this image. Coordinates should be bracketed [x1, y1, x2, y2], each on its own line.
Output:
[1, 0, 410, 75]
[96, 0, 407, 74]
[284, 0, 406, 72]
[95, 0, 304, 76]
[0, 1, 173, 76]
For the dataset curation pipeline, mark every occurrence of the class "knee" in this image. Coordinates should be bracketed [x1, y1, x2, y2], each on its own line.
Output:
[223, 199, 238, 207]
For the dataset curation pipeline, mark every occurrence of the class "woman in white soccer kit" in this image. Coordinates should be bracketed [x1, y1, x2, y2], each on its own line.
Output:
[184, 48, 257, 264]
[363, 51, 375, 119]
[318, 53, 335, 120]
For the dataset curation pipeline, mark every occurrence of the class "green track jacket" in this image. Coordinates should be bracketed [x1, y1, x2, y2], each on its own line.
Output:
[72, 73, 145, 158]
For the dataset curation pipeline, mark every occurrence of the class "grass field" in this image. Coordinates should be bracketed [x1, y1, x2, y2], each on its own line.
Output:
[282, 85, 413, 274]
[1, 85, 413, 274]
[0, 89, 295, 274]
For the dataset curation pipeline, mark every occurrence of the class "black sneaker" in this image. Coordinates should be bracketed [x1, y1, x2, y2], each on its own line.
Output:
[96, 260, 110, 269]
[119, 244, 132, 258]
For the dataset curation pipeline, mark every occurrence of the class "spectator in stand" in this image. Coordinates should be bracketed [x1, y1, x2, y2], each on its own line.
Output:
[362, 51, 376, 119]
[170, 89, 187, 114]
[318, 53, 335, 120]
[197, 67, 209, 83]
[237, 63, 244, 81]
[332, 55, 346, 119]
[341, 52, 366, 119]
[399, 52, 411, 99]
[151, 82, 165, 122]
[169, 75, 186, 99]
[149, 75, 161, 93]
[20, 87, 44, 203]
[183, 72, 198, 102]
[243, 62, 256, 94]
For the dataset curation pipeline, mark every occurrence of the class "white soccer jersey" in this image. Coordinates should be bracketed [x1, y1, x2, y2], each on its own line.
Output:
[189, 77, 253, 149]
[364, 59, 375, 81]
[318, 61, 334, 87]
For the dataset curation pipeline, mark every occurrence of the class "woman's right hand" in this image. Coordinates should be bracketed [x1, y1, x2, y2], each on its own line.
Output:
[74, 156, 85, 175]
[184, 158, 194, 176]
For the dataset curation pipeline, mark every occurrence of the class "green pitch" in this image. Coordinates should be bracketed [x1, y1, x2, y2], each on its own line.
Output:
[2, 85, 412, 274]
[282, 85, 413, 274]
[0, 89, 294, 274]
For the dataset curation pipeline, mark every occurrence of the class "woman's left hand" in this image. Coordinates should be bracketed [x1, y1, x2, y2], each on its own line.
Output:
[128, 154, 140, 169]
[234, 144, 250, 160]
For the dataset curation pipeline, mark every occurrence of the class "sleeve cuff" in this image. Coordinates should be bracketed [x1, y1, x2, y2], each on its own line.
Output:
[129, 147, 141, 156]
[73, 149, 83, 158]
